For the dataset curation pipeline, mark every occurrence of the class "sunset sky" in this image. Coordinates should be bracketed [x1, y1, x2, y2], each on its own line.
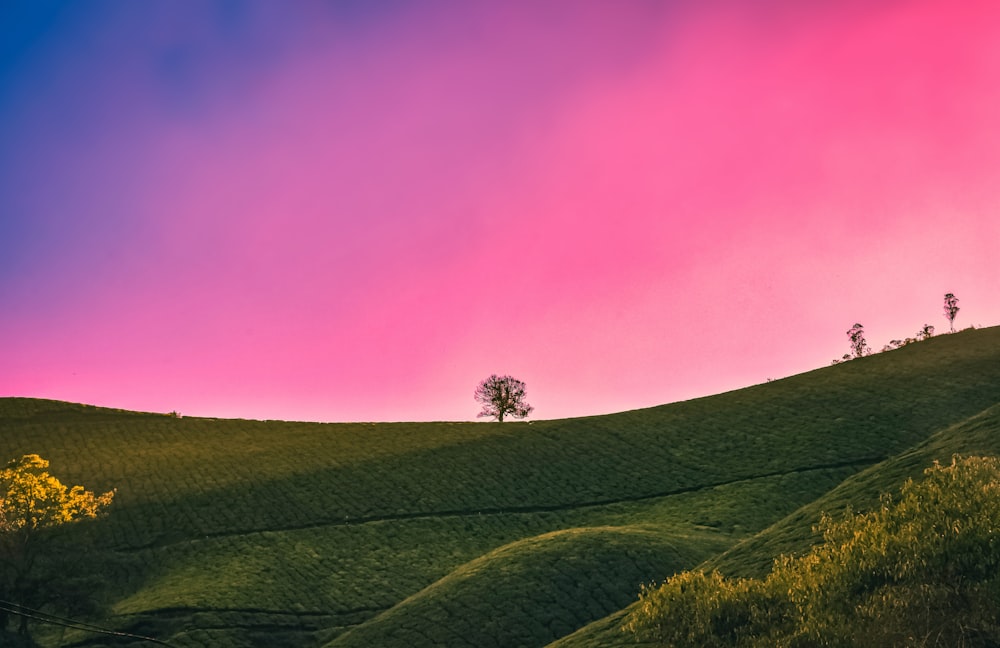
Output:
[2, 1, 999, 422]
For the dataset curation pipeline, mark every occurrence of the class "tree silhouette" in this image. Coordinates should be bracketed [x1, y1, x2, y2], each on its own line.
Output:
[474, 375, 533, 422]
[943, 293, 960, 332]
[847, 323, 869, 359]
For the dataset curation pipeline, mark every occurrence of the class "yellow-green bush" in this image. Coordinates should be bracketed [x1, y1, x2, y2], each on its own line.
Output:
[626, 455, 1000, 647]
[626, 570, 793, 647]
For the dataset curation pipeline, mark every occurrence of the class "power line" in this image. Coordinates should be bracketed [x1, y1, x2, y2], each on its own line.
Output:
[0, 599, 176, 647]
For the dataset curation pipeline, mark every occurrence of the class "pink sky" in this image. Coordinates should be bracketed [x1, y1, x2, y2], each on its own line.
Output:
[2, 1, 999, 422]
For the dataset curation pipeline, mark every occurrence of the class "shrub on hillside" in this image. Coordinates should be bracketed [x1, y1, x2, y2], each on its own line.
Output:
[625, 455, 1000, 647]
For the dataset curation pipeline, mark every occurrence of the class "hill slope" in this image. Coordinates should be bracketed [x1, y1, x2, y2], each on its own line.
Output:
[549, 401, 1000, 648]
[0, 326, 997, 647]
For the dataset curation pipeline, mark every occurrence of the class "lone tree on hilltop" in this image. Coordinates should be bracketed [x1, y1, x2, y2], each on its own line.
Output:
[944, 292, 960, 332]
[475, 374, 533, 422]
[847, 323, 870, 359]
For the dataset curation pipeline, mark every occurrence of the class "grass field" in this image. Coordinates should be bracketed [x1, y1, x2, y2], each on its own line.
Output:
[1, 326, 998, 647]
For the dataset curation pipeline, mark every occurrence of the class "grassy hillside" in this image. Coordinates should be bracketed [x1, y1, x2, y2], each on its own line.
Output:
[549, 402, 1000, 648]
[326, 526, 727, 648]
[704, 401, 1000, 578]
[1, 326, 998, 647]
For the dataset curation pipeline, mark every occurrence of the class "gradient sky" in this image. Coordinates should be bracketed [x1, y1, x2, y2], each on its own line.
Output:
[2, 0, 999, 422]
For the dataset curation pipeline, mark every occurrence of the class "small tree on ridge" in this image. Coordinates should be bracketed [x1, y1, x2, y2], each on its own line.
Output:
[944, 292, 960, 332]
[847, 323, 869, 359]
[474, 374, 533, 422]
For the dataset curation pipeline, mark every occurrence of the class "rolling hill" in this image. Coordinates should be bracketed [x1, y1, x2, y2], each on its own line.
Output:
[1, 326, 998, 647]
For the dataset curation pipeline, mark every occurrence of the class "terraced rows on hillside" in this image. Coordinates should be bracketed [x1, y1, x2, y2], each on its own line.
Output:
[1, 326, 998, 647]
[553, 401, 1000, 648]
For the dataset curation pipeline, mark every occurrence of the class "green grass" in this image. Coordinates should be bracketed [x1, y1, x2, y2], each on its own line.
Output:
[1, 326, 998, 647]
[326, 526, 728, 648]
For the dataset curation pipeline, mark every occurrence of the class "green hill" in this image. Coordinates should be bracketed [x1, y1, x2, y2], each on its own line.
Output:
[550, 402, 1000, 648]
[1, 326, 998, 647]
[327, 526, 727, 648]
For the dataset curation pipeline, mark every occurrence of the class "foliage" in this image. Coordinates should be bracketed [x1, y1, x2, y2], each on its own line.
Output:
[944, 293, 960, 332]
[474, 374, 533, 422]
[625, 455, 1000, 647]
[0, 455, 114, 638]
[846, 323, 869, 359]
[0, 455, 114, 534]
[881, 325, 936, 352]
[626, 570, 793, 648]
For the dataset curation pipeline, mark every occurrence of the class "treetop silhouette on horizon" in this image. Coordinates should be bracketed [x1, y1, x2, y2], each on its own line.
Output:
[944, 292, 960, 332]
[474, 374, 533, 422]
[835, 292, 968, 365]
